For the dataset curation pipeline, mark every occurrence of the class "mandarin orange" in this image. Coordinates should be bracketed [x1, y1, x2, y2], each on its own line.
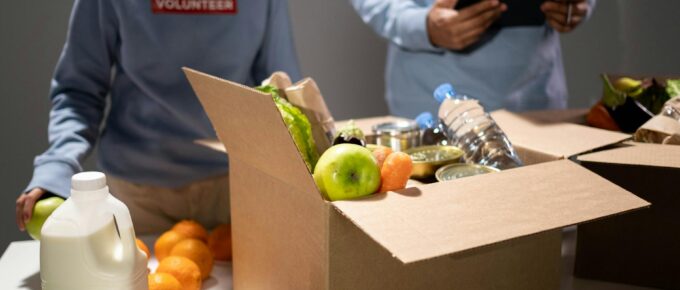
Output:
[156, 256, 202, 290]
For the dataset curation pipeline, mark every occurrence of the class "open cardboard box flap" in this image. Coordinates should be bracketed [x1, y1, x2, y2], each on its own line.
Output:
[331, 159, 649, 264]
[184, 67, 649, 267]
[183, 68, 319, 196]
[578, 142, 680, 168]
[491, 110, 631, 160]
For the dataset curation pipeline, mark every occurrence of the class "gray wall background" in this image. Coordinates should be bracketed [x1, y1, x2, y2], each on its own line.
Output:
[1, 1, 678, 251]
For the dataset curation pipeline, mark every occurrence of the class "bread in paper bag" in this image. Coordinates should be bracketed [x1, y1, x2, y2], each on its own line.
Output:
[634, 97, 680, 145]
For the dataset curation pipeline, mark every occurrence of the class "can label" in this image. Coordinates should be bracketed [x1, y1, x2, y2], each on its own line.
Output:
[151, 0, 237, 14]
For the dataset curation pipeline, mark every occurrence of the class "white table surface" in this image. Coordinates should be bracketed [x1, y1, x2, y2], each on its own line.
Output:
[0, 235, 232, 290]
[1, 228, 657, 290]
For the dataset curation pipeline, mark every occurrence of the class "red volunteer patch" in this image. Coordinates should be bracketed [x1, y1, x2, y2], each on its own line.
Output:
[152, 0, 237, 14]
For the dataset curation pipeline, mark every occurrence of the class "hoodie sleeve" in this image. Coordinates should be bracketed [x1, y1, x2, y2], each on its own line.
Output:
[25, 0, 118, 197]
[251, 0, 303, 83]
[350, 0, 443, 52]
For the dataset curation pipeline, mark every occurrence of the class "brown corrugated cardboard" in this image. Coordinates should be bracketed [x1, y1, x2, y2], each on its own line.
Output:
[332, 160, 648, 264]
[575, 144, 680, 289]
[183, 68, 649, 290]
[184, 69, 327, 289]
[491, 110, 631, 164]
[517, 108, 589, 125]
[194, 139, 226, 153]
[328, 212, 563, 290]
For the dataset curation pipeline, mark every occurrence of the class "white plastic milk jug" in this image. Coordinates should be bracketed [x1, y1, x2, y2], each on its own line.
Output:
[40, 172, 148, 290]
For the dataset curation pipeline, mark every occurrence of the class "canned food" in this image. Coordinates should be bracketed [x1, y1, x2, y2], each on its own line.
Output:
[371, 121, 420, 152]
[404, 145, 464, 179]
[435, 163, 500, 182]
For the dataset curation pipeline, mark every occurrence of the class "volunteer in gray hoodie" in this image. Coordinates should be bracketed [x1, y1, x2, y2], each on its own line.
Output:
[16, 0, 301, 233]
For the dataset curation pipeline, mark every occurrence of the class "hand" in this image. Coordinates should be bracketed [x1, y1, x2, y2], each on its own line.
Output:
[16, 188, 46, 231]
[541, 0, 589, 33]
[427, 0, 507, 51]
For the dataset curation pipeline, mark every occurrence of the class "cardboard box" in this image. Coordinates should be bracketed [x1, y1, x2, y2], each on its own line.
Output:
[574, 143, 680, 289]
[507, 108, 590, 125]
[491, 110, 631, 165]
[183, 68, 648, 290]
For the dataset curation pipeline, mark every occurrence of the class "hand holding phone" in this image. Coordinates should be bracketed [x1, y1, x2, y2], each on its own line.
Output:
[427, 0, 507, 51]
[541, 0, 590, 33]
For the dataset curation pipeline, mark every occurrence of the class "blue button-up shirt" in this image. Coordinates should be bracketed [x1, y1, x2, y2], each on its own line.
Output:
[351, 0, 594, 118]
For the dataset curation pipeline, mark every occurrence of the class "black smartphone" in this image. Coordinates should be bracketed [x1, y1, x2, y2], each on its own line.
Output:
[454, 0, 547, 27]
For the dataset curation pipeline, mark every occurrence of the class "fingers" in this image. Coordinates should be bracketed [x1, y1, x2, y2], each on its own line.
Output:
[16, 188, 46, 231]
[458, 3, 505, 33]
[434, 0, 458, 9]
[16, 194, 26, 231]
[427, 0, 505, 50]
[22, 194, 37, 227]
[456, 21, 493, 45]
[541, 1, 589, 32]
[458, 0, 503, 21]
[547, 18, 571, 33]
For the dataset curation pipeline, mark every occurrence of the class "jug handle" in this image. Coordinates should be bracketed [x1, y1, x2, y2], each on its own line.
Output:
[108, 197, 138, 265]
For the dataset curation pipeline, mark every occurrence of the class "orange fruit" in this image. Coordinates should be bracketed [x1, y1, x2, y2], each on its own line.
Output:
[156, 256, 202, 290]
[172, 220, 208, 242]
[170, 239, 214, 280]
[208, 224, 232, 261]
[136, 238, 151, 260]
[148, 272, 182, 290]
[371, 146, 393, 170]
[155, 231, 187, 262]
[379, 152, 413, 193]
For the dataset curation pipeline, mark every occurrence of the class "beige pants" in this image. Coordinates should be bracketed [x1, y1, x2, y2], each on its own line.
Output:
[107, 174, 230, 235]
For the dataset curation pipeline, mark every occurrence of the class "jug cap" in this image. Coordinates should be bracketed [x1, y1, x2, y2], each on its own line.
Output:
[72, 172, 107, 191]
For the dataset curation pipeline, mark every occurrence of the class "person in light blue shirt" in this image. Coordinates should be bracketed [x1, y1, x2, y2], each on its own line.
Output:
[16, 0, 301, 233]
[351, 0, 594, 118]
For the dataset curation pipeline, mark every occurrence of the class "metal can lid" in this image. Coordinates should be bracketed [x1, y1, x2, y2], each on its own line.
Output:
[435, 163, 500, 182]
[405, 145, 463, 163]
[372, 121, 418, 136]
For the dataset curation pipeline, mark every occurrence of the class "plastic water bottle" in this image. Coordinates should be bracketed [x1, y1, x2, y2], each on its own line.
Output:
[433, 83, 523, 169]
[40, 172, 148, 290]
[415, 112, 449, 146]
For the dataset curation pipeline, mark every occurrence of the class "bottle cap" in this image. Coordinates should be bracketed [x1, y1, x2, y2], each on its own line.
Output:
[433, 83, 456, 104]
[415, 112, 434, 129]
[71, 172, 107, 191]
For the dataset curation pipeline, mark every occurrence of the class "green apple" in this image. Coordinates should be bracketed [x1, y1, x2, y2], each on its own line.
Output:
[313, 144, 381, 201]
[26, 196, 65, 240]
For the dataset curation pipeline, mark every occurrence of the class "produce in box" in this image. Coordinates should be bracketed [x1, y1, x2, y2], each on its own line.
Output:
[256, 85, 319, 172]
[589, 74, 680, 132]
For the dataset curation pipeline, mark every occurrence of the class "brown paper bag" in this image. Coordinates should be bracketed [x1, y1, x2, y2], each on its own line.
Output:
[262, 71, 293, 99]
[634, 97, 680, 145]
[260, 73, 336, 155]
[285, 78, 335, 154]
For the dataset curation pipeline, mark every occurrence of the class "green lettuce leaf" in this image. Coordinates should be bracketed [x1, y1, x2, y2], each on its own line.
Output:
[256, 85, 319, 172]
[666, 79, 680, 98]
